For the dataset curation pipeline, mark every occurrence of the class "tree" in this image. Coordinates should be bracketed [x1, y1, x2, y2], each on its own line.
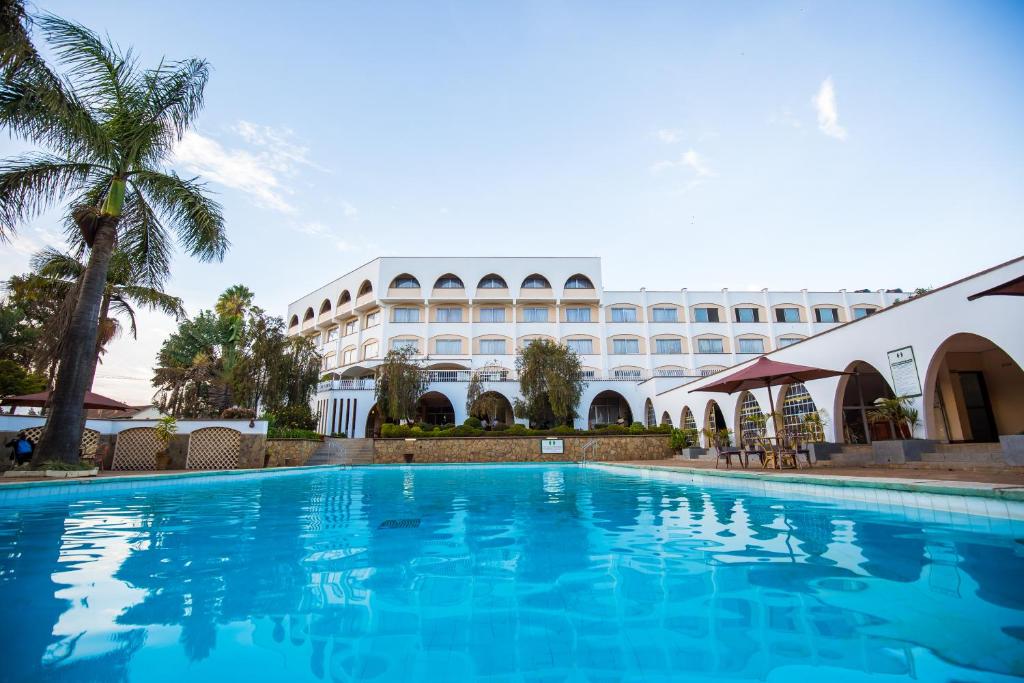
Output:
[152, 311, 233, 418]
[0, 358, 46, 397]
[374, 347, 429, 424]
[465, 365, 504, 422]
[229, 308, 319, 414]
[27, 247, 185, 385]
[0, 12, 226, 463]
[512, 340, 586, 428]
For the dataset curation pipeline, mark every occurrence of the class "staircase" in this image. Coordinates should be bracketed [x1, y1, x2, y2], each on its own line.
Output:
[917, 442, 1005, 469]
[307, 438, 375, 466]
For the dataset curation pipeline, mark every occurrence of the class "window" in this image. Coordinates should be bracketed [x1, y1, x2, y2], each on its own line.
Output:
[343, 319, 357, 335]
[655, 338, 682, 354]
[739, 392, 764, 444]
[342, 348, 356, 365]
[479, 307, 505, 323]
[782, 382, 819, 435]
[611, 307, 637, 322]
[652, 307, 678, 322]
[326, 328, 339, 343]
[323, 354, 336, 369]
[565, 274, 594, 289]
[436, 306, 463, 323]
[363, 341, 379, 359]
[853, 307, 875, 319]
[392, 307, 420, 323]
[357, 281, 372, 297]
[775, 307, 800, 323]
[479, 339, 507, 355]
[697, 338, 724, 353]
[735, 307, 759, 323]
[815, 307, 839, 323]
[478, 274, 507, 289]
[521, 307, 548, 322]
[694, 307, 720, 323]
[391, 339, 419, 353]
[434, 274, 464, 289]
[365, 311, 380, 327]
[390, 275, 419, 289]
[566, 339, 593, 355]
[738, 338, 765, 354]
[778, 337, 802, 348]
[612, 338, 640, 354]
[521, 275, 551, 289]
[565, 307, 592, 323]
[436, 338, 462, 354]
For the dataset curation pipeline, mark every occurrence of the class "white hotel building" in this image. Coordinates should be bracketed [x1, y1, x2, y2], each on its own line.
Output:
[286, 257, 902, 437]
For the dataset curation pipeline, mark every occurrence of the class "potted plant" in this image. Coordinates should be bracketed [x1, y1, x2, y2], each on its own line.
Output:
[867, 396, 934, 463]
[800, 409, 841, 462]
[154, 416, 177, 470]
[672, 428, 705, 459]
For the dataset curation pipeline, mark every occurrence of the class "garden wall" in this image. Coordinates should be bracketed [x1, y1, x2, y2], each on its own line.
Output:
[264, 439, 321, 468]
[373, 434, 672, 464]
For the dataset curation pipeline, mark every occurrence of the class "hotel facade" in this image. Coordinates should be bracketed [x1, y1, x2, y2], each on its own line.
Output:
[286, 257, 903, 437]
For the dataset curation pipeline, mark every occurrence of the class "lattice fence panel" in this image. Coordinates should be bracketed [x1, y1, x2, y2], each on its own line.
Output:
[111, 427, 161, 470]
[186, 427, 241, 470]
[22, 426, 100, 457]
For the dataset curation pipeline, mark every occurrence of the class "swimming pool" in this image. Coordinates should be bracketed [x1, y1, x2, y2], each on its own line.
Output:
[1, 464, 1022, 682]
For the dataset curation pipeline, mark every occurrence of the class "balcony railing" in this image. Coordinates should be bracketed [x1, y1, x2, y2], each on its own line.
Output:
[315, 368, 699, 393]
[426, 369, 512, 383]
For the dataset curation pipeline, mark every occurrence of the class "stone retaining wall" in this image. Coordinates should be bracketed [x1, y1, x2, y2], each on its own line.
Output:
[373, 434, 673, 464]
[265, 439, 321, 468]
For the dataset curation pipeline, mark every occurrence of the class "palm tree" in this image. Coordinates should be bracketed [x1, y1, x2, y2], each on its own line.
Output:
[28, 246, 187, 386]
[0, 14, 226, 462]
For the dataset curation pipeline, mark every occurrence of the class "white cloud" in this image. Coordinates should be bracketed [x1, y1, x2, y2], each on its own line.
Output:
[173, 130, 295, 212]
[812, 77, 847, 140]
[655, 128, 684, 144]
[651, 148, 715, 177]
[341, 201, 358, 218]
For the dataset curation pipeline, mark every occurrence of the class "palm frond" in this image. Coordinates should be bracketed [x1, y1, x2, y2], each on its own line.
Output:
[116, 286, 186, 320]
[30, 246, 84, 280]
[107, 297, 137, 339]
[116, 188, 172, 286]
[129, 170, 226, 262]
[0, 153, 99, 238]
[137, 58, 209, 162]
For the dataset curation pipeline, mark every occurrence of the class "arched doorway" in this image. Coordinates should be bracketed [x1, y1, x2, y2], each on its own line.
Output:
[588, 390, 632, 428]
[660, 411, 673, 427]
[469, 391, 515, 427]
[925, 333, 1024, 442]
[703, 400, 726, 447]
[416, 392, 456, 426]
[736, 391, 763, 446]
[365, 404, 382, 438]
[837, 361, 896, 444]
[644, 399, 656, 427]
[680, 406, 697, 431]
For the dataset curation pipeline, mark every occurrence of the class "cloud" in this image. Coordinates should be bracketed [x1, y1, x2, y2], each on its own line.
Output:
[812, 77, 847, 140]
[341, 201, 358, 218]
[173, 130, 295, 212]
[655, 128, 684, 144]
[651, 148, 715, 177]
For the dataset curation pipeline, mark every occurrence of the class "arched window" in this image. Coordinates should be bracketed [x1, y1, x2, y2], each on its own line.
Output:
[302, 308, 315, 322]
[390, 274, 419, 289]
[738, 392, 764, 445]
[521, 274, 551, 289]
[319, 299, 332, 315]
[338, 290, 351, 306]
[289, 315, 299, 328]
[357, 281, 373, 297]
[478, 274, 508, 289]
[781, 382, 820, 437]
[660, 411, 672, 427]
[645, 399, 656, 427]
[434, 274, 465, 289]
[681, 406, 696, 430]
[565, 274, 595, 289]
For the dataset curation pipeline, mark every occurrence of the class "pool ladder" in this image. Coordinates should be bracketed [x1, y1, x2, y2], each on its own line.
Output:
[581, 439, 598, 464]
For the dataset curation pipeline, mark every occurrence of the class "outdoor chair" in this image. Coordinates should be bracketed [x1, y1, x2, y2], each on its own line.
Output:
[756, 434, 797, 470]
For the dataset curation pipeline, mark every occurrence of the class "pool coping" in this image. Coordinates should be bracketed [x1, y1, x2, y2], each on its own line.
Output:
[0, 464, 345, 492]
[600, 462, 1024, 502]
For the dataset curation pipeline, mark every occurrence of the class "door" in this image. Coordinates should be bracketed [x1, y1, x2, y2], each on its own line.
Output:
[957, 371, 998, 442]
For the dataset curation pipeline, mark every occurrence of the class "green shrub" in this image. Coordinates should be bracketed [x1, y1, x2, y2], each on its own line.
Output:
[416, 422, 436, 432]
[506, 424, 528, 435]
[629, 422, 646, 434]
[463, 416, 483, 429]
[595, 425, 627, 435]
[549, 425, 576, 435]
[381, 423, 412, 438]
[647, 424, 672, 434]
[266, 404, 317, 431]
[268, 427, 321, 440]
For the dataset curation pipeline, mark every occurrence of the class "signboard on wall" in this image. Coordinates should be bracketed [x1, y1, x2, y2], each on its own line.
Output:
[887, 346, 922, 397]
[540, 438, 564, 455]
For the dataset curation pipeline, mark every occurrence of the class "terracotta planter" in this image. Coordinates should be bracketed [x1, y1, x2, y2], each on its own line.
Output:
[155, 451, 172, 470]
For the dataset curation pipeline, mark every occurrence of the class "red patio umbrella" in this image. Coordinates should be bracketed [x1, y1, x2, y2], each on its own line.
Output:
[1, 389, 131, 411]
[689, 356, 848, 433]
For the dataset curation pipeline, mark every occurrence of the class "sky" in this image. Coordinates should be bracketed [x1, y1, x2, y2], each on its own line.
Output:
[2, 1, 1022, 404]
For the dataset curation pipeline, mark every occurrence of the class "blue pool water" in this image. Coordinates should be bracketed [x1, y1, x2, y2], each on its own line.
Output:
[1, 464, 1023, 682]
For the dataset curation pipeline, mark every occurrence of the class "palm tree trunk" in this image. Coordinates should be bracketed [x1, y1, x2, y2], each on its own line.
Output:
[33, 218, 119, 464]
